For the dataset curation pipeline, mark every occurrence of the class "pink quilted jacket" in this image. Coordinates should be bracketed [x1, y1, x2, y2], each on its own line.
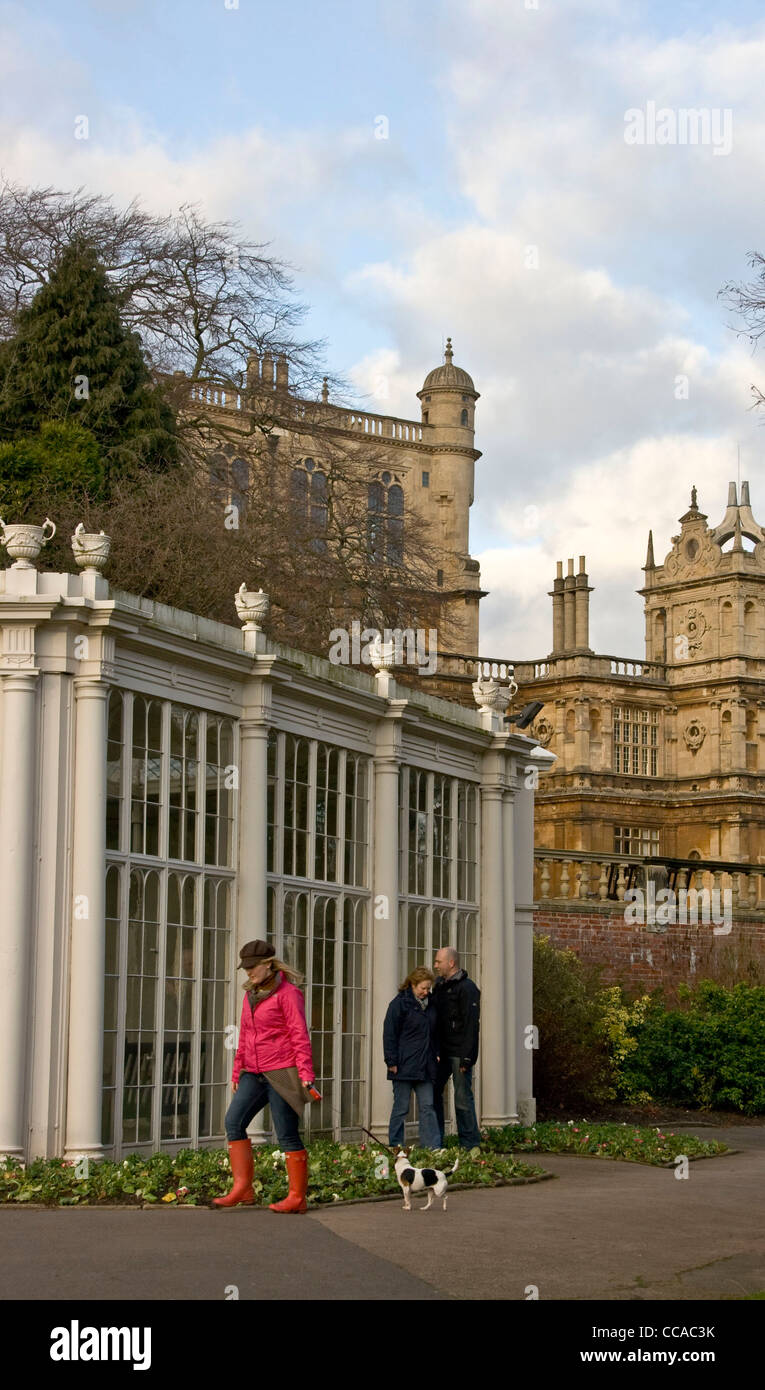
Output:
[232, 973, 315, 1086]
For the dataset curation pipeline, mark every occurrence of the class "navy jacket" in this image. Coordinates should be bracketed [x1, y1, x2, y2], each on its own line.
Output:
[383, 988, 439, 1083]
[432, 970, 480, 1065]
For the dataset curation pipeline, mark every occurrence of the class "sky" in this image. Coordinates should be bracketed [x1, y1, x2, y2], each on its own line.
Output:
[2, 0, 765, 659]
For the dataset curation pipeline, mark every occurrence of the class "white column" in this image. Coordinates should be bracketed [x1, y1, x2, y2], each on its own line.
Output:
[513, 765, 537, 1125]
[64, 678, 108, 1160]
[479, 760, 509, 1126]
[369, 736, 401, 1136]
[0, 669, 39, 1158]
[236, 704, 270, 1143]
[502, 782, 518, 1122]
[236, 716, 269, 952]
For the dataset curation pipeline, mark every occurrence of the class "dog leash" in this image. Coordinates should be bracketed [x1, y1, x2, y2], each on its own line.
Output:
[360, 1125, 397, 1156]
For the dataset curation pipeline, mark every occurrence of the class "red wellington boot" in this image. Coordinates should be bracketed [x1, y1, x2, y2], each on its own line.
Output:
[213, 1139, 255, 1207]
[269, 1149, 308, 1213]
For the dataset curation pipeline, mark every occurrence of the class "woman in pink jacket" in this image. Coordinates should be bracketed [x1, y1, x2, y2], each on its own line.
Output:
[214, 939, 317, 1213]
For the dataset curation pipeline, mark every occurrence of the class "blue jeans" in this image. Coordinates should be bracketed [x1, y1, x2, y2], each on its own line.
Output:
[433, 1057, 482, 1148]
[388, 1079, 441, 1149]
[225, 1071, 304, 1151]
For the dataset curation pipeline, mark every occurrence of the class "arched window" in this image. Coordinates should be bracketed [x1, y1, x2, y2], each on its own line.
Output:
[290, 457, 328, 553]
[231, 458, 249, 517]
[368, 472, 404, 565]
[460, 409, 468, 426]
[207, 448, 249, 517]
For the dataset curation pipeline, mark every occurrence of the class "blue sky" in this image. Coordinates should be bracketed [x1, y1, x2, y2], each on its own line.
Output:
[3, 0, 765, 656]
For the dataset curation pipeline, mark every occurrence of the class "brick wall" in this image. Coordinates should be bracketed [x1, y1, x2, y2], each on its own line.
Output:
[533, 902, 765, 997]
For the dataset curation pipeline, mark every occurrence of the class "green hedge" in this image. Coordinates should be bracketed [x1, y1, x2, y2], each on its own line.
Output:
[621, 981, 765, 1114]
[533, 936, 765, 1114]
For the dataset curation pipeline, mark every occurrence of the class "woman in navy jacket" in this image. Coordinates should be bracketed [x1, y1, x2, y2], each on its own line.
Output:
[383, 966, 441, 1149]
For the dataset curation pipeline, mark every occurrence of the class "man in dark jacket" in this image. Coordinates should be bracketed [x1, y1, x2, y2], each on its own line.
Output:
[432, 947, 482, 1148]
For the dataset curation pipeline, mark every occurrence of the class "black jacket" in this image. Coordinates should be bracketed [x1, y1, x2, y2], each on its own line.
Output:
[432, 970, 480, 1066]
[383, 988, 439, 1082]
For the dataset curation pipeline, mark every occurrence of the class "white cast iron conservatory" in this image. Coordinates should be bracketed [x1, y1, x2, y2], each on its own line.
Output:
[0, 539, 541, 1162]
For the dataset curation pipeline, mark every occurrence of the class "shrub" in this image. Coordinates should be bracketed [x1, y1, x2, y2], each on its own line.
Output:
[620, 980, 765, 1114]
[532, 934, 614, 1110]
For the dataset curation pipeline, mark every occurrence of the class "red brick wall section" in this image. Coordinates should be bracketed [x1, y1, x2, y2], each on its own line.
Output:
[533, 904, 765, 997]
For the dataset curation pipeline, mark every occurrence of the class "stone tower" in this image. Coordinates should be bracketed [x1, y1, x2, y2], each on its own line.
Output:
[509, 480, 765, 867]
[416, 338, 484, 655]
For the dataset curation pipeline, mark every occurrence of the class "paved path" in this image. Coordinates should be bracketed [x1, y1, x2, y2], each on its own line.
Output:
[1, 1124, 763, 1301]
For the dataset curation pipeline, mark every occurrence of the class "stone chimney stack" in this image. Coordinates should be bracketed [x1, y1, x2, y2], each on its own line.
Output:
[574, 555, 593, 651]
[563, 558, 576, 651]
[261, 353, 274, 388]
[275, 354, 289, 390]
[550, 561, 565, 654]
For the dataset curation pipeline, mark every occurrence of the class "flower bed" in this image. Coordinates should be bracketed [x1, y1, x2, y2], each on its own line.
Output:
[477, 1121, 729, 1165]
[0, 1141, 546, 1208]
[0, 1123, 730, 1207]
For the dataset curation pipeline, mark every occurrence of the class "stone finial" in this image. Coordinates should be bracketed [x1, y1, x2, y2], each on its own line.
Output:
[321, 376, 329, 403]
[234, 582, 270, 632]
[472, 675, 512, 714]
[368, 632, 396, 672]
[71, 522, 111, 575]
[0, 517, 56, 569]
[444, 336, 454, 365]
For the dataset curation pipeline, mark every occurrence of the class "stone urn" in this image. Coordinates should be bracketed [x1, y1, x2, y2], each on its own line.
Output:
[235, 583, 270, 631]
[368, 631, 396, 671]
[71, 523, 112, 575]
[0, 517, 56, 569]
[472, 676, 513, 713]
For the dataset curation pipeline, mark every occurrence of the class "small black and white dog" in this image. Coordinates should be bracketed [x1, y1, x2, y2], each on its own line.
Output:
[393, 1147, 459, 1211]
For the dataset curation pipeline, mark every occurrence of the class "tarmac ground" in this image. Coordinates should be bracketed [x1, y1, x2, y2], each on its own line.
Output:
[1, 1124, 763, 1302]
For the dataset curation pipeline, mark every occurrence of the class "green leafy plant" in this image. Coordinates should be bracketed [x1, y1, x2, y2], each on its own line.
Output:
[619, 980, 765, 1114]
[480, 1120, 727, 1166]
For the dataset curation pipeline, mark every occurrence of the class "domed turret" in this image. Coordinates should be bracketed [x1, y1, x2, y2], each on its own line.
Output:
[417, 338, 479, 432]
[420, 338, 477, 394]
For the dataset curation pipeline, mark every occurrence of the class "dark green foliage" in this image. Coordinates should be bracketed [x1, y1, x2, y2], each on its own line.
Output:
[532, 934, 614, 1110]
[0, 420, 104, 516]
[620, 981, 765, 1114]
[0, 238, 176, 492]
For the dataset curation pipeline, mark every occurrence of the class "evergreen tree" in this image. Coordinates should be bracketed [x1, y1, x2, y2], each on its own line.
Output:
[0, 237, 177, 486]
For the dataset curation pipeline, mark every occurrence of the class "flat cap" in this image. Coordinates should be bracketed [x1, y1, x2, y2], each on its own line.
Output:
[238, 939, 276, 969]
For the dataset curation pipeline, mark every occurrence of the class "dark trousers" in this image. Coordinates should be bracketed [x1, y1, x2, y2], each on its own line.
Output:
[433, 1057, 482, 1148]
[224, 1071, 304, 1150]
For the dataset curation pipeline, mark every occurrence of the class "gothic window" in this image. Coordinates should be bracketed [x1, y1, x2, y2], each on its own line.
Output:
[208, 449, 248, 518]
[291, 457, 328, 553]
[368, 472, 404, 565]
[230, 458, 249, 517]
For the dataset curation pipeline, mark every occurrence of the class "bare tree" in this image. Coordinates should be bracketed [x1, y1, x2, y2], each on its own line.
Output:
[0, 178, 339, 445]
[720, 253, 765, 410]
[0, 180, 459, 679]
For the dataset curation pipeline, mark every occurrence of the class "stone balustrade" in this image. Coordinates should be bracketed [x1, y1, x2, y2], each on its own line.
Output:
[186, 382, 426, 444]
[534, 848, 765, 911]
